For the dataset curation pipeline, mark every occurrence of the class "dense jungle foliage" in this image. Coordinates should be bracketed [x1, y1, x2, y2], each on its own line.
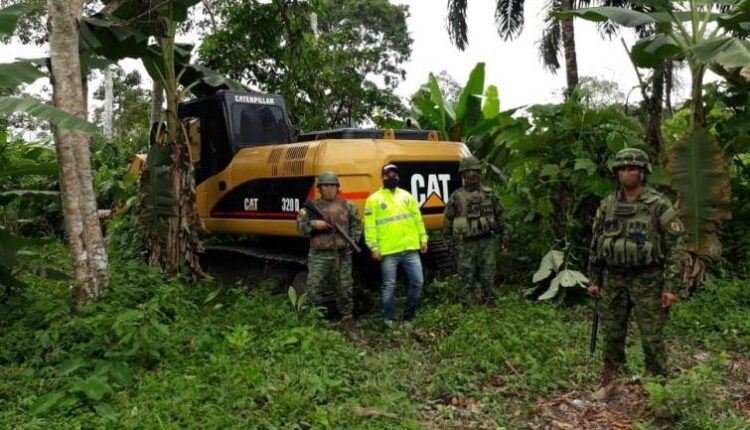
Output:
[1, 0, 750, 428]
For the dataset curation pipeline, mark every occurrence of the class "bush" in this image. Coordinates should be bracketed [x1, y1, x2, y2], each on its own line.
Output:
[645, 355, 749, 429]
[670, 278, 750, 352]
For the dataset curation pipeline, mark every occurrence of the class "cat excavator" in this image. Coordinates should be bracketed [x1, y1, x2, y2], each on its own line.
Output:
[130, 90, 469, 285]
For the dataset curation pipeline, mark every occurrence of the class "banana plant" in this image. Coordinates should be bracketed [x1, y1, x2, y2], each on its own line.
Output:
[529, 249, 589, 305]
[80, 0, 244, 279]
[411, 62, 510, 141]
[558, 1, 750, 128]
[0, 3, 243, 124]
[409, 62, 529, 182]
[1, 1, 243, 280]
[0, 5, 99, 131]
[557, 0, 750, 285]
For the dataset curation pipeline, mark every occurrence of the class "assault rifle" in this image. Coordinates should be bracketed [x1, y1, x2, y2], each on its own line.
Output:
[590, 300, 600, 355]
[304, 201, 362, 253]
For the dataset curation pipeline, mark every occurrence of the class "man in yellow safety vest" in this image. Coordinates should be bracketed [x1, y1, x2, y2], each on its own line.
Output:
[364, 163, 429, 323]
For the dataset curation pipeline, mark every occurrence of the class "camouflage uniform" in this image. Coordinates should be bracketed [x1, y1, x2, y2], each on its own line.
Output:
[588, 149, 685, 377]
[297, 176, 363, 317]
[443, 156, 505, 302]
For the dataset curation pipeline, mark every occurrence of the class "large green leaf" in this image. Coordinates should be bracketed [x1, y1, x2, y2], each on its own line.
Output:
[142, 44, 245, 97]
[72, 376, 112, 401]
[79, 16, 149, 61]
[532, 250, 565, 283]
[0, 60, 46, 90]
[427, 73, 448, 139]
[143, 145, 177, 219]
[718, 0, 750, 35]
[466, 110, 515, 138]
[482, 85, 499, 119]
[573, 158, 597, 176]
[158, 0, 202, 23]
[0, 163, 58, 178]
[0, 97, 97, 132]
[630, 34, 683, 67]
[0, 3, 39, 37]
[554, 7, 656, 27]
[177, 64, 247, 97]
[692, 37, 750, 69]
[0, 190, 58, 206]
[455, 62, 484, 125]
[538, 269, 589, 301]
[651, 12, 720, 23]
[555, 269, 589, 287]
[665, 129, 731, 257]
[29, 392, 66, 416]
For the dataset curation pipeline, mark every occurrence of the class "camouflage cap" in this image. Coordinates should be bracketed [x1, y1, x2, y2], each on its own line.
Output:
[458, 156, 482, 173]
[612, 148, 652, 173]
[317, 171, 340, 186]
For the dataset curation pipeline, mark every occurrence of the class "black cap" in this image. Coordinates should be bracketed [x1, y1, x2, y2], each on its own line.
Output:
[382, 163, 398, 174]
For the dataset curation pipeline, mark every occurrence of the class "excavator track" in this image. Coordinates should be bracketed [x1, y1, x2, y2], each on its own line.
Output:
[203, 244, 307, 265]
[426, 238, 456, 273]
[199, 242, 307, 289]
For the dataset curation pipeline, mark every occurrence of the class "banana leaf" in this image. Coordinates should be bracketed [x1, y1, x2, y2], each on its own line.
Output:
[0, 60, 46, 90]
[0, 3, 39, 37]
[455, 62, 484, 130]
[0, 190, 59, 206]
[142, 145, 177, 220]
[0, 97, 97, 132]
[665, 128, 731, 257]
[554, 7, 657, 27]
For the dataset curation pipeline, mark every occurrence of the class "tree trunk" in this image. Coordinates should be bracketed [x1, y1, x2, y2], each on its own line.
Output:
[103, 65, 113, 139]
[665, 61, 674, 115]
[645, 64, 665, 155]
[690, 66, 706, 130]
[47, 0, 109, 303]
[144, 20, 203, 280]
[150, 78, 164, 126]
[559, 0, 579, 96]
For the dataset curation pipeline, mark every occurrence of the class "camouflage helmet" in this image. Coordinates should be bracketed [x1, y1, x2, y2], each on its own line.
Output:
[611, 148, 652, 174]
[317, 171, 340, 186]
[458, 156, 482, 173]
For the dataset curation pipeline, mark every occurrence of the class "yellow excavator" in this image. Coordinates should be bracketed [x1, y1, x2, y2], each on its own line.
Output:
[130, 90, 469, 283]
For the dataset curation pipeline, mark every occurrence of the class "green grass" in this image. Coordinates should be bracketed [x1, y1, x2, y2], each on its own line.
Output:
[0, 245, 748, 429]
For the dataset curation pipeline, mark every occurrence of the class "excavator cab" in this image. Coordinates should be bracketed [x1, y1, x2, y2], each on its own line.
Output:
[177, 91, 293, 184]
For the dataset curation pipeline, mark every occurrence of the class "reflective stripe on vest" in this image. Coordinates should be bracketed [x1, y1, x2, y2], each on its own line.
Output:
[376, 213, 414, 226]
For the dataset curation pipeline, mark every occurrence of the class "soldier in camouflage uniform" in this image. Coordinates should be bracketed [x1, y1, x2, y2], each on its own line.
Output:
[297, 172, 363, 329]
[587, 148, 685, 399]
[443, 156, 505, 304]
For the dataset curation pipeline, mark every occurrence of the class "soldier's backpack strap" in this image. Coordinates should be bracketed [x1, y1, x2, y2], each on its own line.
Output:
[603, 194, 617, 222]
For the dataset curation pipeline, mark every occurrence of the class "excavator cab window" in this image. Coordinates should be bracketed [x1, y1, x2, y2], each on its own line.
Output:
[231, 103, 289, 147]
[195, 100, 233, 184]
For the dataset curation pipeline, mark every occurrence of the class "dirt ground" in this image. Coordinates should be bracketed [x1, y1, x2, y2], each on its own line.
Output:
[414, 352, 750, 430]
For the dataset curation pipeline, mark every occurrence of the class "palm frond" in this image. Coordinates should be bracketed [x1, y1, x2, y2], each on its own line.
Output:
[538, 14, 561, 73]
[495, 0, 526, 41]
[446, 0, 469, 50]
[596, 0, 631, 38]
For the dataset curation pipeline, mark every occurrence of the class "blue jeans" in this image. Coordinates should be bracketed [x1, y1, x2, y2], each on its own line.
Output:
[380, 250, 424, 321]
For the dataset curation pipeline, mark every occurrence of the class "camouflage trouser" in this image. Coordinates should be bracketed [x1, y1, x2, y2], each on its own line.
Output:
[456, 236, 497, 299]
[306, 249, 353, 317]
[600, 267, 669, 376]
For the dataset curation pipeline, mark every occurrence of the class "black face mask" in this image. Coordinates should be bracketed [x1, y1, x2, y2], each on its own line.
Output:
[383, 177, 399, 189]
[463, 171, 480, 189]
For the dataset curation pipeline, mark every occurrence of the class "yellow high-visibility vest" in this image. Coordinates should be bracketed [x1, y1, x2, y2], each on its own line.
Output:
[364, 187, 428, 256]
